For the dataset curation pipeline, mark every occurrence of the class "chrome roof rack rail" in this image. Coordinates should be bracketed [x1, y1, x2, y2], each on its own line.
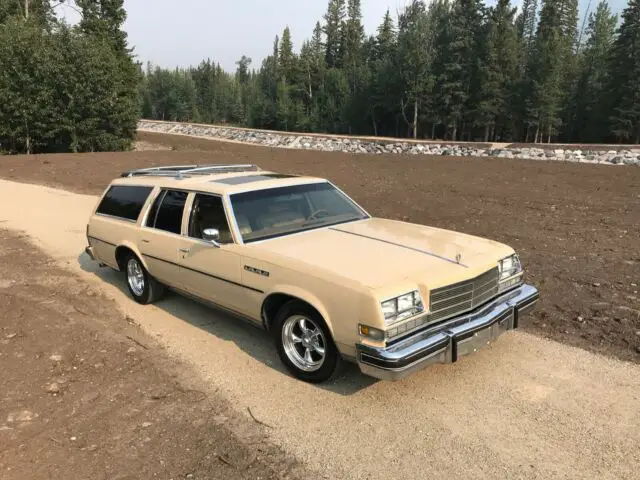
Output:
[120, 164, 260, 179]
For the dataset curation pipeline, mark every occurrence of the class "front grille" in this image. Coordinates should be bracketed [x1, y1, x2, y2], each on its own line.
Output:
[429, 267, 499, 322]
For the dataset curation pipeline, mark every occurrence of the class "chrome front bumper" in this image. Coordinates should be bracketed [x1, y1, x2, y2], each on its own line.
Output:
[356, 284, 539, 381]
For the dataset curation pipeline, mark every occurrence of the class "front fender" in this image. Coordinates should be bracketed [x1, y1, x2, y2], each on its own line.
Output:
[263, 284, 335, 337]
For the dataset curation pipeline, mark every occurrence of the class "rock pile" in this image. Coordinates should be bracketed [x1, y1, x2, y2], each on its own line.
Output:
[138, 121, 640, 166]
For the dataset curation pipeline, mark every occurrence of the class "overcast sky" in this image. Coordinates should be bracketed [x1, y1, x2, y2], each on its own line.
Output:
[57, 0, 627, 72]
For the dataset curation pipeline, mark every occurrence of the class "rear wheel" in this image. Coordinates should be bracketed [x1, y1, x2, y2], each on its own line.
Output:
[274, 300, 342, 383]
[124, 254, 164, 305]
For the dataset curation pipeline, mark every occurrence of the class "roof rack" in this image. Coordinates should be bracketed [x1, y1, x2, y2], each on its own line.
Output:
[120, 164, 260, 179]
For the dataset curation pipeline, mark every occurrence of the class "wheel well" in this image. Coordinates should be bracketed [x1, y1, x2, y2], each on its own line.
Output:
[115, 246, 135, 271]
[261, 294, 321, 331]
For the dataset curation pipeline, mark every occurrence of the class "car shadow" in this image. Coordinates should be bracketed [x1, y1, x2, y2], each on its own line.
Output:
[76, 252, 377, 396]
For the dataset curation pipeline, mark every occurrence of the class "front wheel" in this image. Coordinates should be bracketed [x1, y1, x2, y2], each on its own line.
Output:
[124, 254, 164, 305]
[274, 300, 342, 383]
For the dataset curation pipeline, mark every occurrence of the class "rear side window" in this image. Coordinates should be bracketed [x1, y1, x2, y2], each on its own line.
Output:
[96, 185, 153, 222]
[147, 190, 188, 234]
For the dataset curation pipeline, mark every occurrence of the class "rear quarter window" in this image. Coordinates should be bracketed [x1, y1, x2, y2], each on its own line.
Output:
[96, 185, 153, 222]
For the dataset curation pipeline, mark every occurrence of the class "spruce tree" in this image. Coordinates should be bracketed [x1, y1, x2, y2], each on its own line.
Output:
[343, 0, 364, 72]
[279, 27, 294, 82]
[476, 0, 519, 141]
[397, 0, 434, 138]
[75, 0, 129, 53]
[435, 0, 483, 140]
[525, 0, 577, 142]
[341, 0, 367, 133]
[324, 0, 346, 68]
[572, 1, 617, 142]
[370, 9, 398, 136]
[608, 0, 640, 143]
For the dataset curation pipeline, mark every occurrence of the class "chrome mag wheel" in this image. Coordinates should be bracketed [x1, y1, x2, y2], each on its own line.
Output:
[281, 315, 327, 372]
[127, 258, 145, 297]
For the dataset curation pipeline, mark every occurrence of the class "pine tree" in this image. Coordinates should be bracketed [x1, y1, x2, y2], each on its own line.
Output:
[299, 23, 327, 130]
[435, 0, 483, 140]
[75, 0, 129, 53]
[324, 0, 346, 68]
[515, 0, 538, 72]
[608, 0, 640, 143]
[397, 1, 436, 138]
[557, 0, 580, 141]
[341, 0, 367, 133]
[526, 0, 576, 142]
[279, 26, 294, 81]
[343, 0, 364, 71]
[572, 1, 617, 142]
[512, 0, 538, 140]
[370, 9, 398, 136]
[236, 55, 252, 85]
[311, 21, 325, 62]
[476, 0, 519, 141]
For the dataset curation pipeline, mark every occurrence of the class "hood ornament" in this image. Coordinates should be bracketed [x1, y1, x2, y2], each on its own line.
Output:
[455, 253, 462, 264]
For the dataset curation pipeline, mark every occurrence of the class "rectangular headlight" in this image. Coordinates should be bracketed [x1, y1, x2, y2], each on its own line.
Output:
[498, 254, 523, 292]
[381, 290, 424, 325]
[499, 254, 522, 280]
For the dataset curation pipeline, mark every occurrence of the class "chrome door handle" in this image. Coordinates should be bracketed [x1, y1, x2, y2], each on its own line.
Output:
[178, 248, 190, 253]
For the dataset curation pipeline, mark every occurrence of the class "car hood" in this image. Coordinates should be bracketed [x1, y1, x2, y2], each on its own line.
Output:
[249, 218, 515, 290]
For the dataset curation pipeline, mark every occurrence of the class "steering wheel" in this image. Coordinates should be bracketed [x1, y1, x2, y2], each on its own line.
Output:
[308, 209, 330, 220]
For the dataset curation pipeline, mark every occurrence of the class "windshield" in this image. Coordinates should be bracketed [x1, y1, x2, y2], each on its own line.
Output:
[230, 182, 369, 243]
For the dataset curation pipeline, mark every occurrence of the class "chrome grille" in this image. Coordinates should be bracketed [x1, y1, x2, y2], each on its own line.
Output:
[429, 267, 499, 322]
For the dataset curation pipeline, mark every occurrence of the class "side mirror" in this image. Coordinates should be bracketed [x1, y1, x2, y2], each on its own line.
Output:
[202, 228, 221, 248]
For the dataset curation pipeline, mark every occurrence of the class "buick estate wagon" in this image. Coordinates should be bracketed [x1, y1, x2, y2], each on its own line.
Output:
[84, 164, 539, 383]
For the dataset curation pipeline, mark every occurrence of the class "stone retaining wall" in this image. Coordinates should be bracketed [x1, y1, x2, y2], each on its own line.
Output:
[137, 120, 640, 166]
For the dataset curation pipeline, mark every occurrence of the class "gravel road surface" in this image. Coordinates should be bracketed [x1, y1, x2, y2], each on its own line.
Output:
[1, 178, 639, 479]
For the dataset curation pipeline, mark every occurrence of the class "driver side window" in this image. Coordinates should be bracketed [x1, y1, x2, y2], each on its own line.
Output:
[188, 194, 233, 244]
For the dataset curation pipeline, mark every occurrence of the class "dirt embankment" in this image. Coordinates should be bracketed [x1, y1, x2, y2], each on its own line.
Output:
[1, 135, 638, 363]
[0, 229, 310, 479]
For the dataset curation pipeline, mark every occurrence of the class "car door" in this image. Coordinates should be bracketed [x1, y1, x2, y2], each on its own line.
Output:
[138, 189, 188, 287]
[177, 192, 254, 318]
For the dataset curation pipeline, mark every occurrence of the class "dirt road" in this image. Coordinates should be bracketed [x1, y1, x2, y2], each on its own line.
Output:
[0, 228, 309, 479]
[1, 178, 639, 479]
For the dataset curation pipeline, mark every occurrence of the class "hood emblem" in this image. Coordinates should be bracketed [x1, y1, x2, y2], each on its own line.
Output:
[455, 253, 462, 264]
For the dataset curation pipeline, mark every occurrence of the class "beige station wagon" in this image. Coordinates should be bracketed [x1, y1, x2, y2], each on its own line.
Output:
[84, 164, 539, 383]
